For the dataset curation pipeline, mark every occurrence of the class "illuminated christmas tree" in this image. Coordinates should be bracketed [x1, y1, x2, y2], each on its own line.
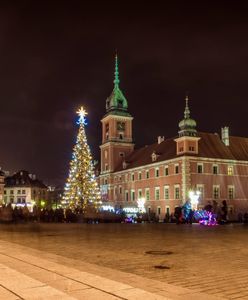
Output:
[62, 106, 101, 209]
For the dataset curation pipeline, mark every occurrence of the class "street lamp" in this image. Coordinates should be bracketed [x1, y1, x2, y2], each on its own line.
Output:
[137, 197, 146, 213]
[188, 190, 201, 210]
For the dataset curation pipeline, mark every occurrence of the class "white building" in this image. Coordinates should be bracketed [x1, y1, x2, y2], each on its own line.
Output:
[4, 170, 47, 207]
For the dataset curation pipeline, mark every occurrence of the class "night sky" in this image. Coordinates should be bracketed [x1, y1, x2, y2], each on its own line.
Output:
[0, 1, 248, 186]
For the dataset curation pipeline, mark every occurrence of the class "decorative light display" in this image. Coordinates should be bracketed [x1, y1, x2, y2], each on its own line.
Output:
[137, 197, 146, 213]
[62, 106, 101, 209]
[194, 210, 218, 226]
[188, 190, 201, 210]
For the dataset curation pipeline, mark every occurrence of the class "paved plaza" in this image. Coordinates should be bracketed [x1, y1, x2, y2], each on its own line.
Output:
[0, 223, 248, 299]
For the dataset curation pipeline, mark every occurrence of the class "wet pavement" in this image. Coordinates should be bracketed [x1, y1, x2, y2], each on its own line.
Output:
[0, 223, 248, 299]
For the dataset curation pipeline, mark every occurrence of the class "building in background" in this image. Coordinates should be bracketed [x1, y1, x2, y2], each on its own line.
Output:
[99, 57, 248, 219]
[4, 170, 48, 208]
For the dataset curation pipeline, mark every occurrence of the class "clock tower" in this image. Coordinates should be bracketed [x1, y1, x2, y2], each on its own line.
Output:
[100, 56, 134, 200]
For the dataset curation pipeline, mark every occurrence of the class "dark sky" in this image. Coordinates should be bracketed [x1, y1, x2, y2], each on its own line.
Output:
[0, 0, 248, 186]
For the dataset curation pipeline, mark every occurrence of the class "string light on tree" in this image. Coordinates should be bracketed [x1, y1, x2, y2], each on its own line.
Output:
[62, 106, 101, 209]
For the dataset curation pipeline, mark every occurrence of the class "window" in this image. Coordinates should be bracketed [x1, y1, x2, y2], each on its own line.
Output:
[10, 190, 14, 195]
[197, 163, 203, 174]
[174, 185, 180, 199]
[104, 150, 108, 159]
[175, 164, 179, 174]
[189, 146, 195, 151]
[119, 176, 122, 181]
[125, 190, 129, 202]
[131, 190, 135, 201]
[213, 165, 218, 174]
[164, 166, 169, 176]
[17, 190, 21, 194]
[22, 190, 25, 194]
[138, 189, 142, 198]
[17, 198, 21, 203]
[119, 186, 122, 194]
[4, 190, 6, 195]
[145, 188, 150, 201]
[164, 186, 169, 199]
[125, 174, 128, 182]
[155, 187, 160, 200]
[146, 170, 149, 179]
[155, 168, 159, 177]
[22, 199, 26, 204]
[131, 173, 135, 181]
[179, 147, 184, 152]
[228, 186, 235, 199]
[166, 206, 170, 215]
[213, 185, 220, 199]
[157, 207, 161, 215]
[105, 164, 109, 171]
[138, 172, 142, 180]
[119, 152, 124, 158]
[114, 186, 117, 196]
[228, 165, 234, 176]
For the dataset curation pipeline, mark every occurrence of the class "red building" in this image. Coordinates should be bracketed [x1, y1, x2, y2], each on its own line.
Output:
[99, 57, 248, 219]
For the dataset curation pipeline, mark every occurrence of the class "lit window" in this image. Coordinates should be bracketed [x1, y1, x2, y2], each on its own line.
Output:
[174, 185, 180, 199]
[125, 191, 128, 202]
[155, 168, 159, 177]
[155, 187, 160, 200]
[228, 166, 234, 176]
[131, 190, 135, 201]
[228, 186, 235, 199]
[164, 186, 169, 199]
[213, 185, 220, 199]
[145, 188, 150, 201]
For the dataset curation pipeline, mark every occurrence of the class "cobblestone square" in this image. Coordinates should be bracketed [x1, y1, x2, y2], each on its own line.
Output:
[0, 223, 248, 299]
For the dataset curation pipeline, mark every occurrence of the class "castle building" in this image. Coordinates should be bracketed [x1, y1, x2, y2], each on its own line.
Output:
[99, 57, 248, 218]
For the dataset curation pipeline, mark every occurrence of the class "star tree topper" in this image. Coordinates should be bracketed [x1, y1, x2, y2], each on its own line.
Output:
[77, 106, 88, 125]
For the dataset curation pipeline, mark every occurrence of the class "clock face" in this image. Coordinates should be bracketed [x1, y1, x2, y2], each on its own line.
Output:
[117, 121, 125, 131]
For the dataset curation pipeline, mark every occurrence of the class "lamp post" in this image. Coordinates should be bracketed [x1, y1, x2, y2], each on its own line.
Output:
[188, 190, 201, 210]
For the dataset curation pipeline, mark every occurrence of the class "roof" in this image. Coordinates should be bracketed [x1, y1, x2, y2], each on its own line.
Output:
[114, 132, 248, 172]
[5, 170, 47, 188]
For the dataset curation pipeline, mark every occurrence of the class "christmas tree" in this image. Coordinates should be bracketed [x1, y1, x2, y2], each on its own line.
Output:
[62, 106, 101, 209]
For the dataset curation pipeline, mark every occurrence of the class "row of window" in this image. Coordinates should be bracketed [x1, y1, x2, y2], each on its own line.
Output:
[112, 163, 235, 183]
[197, 164, 234, 175]
[115, 185, 235, 201]
[4, 189, 26, 195]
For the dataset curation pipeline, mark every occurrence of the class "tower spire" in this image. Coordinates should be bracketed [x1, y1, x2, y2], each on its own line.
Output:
[114, 53, 120, 88]
[184, 94, 190, 119]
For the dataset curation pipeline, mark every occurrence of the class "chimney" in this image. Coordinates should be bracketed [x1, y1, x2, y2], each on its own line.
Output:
[157, 136, 165, 144]
[221, 127, 229, 146]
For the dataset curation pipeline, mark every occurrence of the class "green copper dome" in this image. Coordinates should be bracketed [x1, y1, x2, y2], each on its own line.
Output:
[178, 96, 197, 137]
[106, 55, 128, 113]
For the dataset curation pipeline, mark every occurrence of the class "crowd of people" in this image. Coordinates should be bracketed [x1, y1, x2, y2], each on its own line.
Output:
[0, 204, 82, 223]
[173, 200, 248, 224]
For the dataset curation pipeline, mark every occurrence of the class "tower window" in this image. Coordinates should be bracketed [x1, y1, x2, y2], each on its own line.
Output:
[118, 99, 123, 108]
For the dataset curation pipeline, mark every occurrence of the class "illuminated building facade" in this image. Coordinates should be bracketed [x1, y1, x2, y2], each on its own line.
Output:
[99, 58, 248, 219]
[4, 170, 48, 207]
